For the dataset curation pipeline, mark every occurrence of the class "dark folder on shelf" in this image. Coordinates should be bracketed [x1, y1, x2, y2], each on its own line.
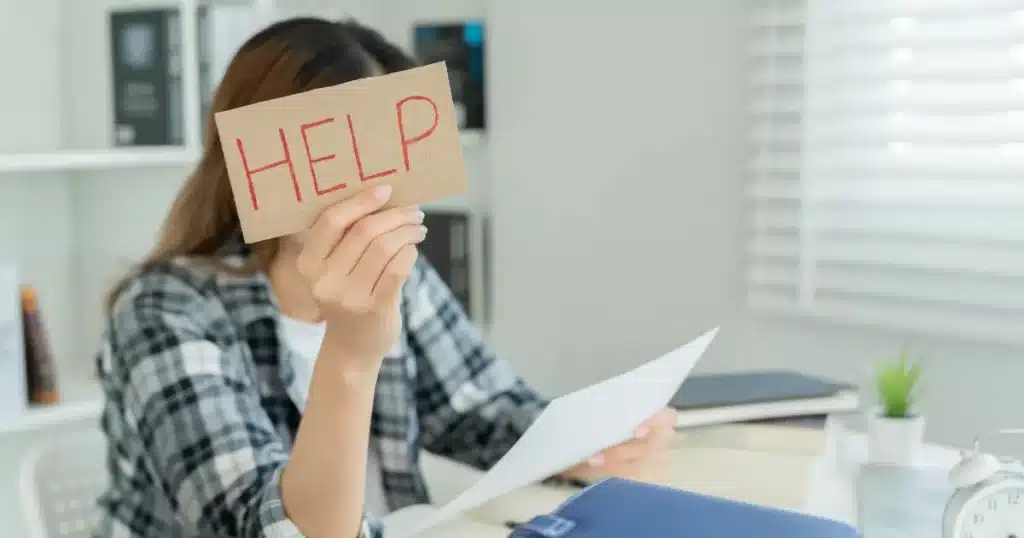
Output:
[419, 211, 473, 318]
[671, 370, 860, 428]
[110, 9, 182, 146]
[413, 21, 486, 131]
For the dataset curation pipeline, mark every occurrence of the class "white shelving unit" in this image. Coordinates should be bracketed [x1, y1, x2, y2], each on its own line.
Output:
[0, 146, 199, 173]
[0, 399, 104, 436]
[0, 0, 490, 435]
[0, 0, 230, 436]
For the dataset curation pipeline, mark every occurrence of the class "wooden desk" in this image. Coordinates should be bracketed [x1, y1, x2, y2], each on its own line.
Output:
[413, 425, 824, 534]
[390, 511, 510, 538]
[413, 418, 963, 535]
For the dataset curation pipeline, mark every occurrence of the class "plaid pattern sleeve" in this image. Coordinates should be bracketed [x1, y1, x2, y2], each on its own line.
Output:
[405, 257, 548, 470]
[104, 269, 381, 538]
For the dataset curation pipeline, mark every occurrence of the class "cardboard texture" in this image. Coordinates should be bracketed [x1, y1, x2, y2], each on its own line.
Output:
[214, 62, 468, 243]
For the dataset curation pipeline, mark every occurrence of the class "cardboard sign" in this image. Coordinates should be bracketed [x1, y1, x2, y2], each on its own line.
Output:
[214, 62, 468, 243]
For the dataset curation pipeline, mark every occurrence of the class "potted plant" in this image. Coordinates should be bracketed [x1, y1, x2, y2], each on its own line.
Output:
[868, 348, 925, 466]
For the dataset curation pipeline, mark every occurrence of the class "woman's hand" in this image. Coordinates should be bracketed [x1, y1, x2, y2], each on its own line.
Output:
[295, 184, 426, 367]
[560, 408, 678, 484]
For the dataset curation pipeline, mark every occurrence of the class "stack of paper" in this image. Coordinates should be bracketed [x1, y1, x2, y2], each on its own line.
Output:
[674, 422, 828, 456]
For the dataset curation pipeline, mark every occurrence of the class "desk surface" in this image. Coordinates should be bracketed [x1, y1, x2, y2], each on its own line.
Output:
[412, 417, 963, 537]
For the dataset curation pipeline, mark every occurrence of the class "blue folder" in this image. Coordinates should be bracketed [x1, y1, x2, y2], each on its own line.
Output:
[509, 477, 860, 538]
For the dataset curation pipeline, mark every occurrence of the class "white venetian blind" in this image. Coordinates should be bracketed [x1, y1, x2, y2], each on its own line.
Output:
[748, 0, 1024, 344]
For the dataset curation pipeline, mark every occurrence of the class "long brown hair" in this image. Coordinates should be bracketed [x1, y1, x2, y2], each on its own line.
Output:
[105, 17, 417, 310]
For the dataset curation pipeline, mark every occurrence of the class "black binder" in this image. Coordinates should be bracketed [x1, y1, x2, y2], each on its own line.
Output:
[413, 21, 486, 131]
[110, 9, 181, 146]
[420, 211, 473, 318]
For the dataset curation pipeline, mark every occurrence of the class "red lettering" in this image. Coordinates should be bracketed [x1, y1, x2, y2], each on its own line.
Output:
[347, 114, 397, 183]
[396, 95, 439, 171]
[235, 130, 300, 211]
[300, 118, 345, 195]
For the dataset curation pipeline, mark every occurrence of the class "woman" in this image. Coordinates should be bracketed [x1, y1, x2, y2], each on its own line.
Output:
[93, 17, 676, 538]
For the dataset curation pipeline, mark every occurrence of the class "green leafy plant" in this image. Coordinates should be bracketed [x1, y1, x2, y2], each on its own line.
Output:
[875, 348, 922, 419]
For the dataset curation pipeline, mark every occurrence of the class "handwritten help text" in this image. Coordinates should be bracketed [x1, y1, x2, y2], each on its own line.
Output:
[235, 95, 438, 211]
[215, 62, 467, 243]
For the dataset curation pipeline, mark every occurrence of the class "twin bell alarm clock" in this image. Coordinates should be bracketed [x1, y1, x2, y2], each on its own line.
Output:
[944, 429, 1024, 538]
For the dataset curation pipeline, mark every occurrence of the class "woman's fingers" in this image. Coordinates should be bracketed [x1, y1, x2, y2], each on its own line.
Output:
[591, 438, 650, 466]
[296, 185, 394, 278]
[325, 206, 424, 276]
[618, 451, 672, 482]
[635, 408, 678, 438]
[348, 223, 427, 293]
[372, 244, 420, 306]
[593, 422, 675, 467]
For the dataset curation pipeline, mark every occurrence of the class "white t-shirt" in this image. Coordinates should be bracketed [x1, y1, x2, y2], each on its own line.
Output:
[277, 314, 391, 517]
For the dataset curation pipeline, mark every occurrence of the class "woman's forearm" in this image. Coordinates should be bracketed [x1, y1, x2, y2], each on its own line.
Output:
[281, 330, 381, 538]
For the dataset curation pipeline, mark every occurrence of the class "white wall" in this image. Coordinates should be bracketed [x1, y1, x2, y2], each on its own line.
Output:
[484, 0, 748, 391]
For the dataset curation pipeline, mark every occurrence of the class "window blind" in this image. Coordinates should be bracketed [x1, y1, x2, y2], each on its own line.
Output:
[748, 0, 1024, 344]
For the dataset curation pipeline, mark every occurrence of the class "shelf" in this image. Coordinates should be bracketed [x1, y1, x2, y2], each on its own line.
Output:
[459, 130, 486, 147]
[0, 132, 482, 174]
[422, 194, 473, 212]
[0, 397, 103, 435]
[0, 146, 200, 173]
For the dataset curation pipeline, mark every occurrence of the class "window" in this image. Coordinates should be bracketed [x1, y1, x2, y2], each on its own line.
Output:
[748, 0, 1024, 344]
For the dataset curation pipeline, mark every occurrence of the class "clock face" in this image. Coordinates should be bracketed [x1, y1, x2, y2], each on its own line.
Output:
[956, 484, 1024, 538]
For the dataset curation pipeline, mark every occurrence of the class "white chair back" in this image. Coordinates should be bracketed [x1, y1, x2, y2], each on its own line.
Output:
[19, 427, 108, 538]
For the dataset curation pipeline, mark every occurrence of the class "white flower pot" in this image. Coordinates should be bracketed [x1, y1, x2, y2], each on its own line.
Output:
[868, 411, 926, 466]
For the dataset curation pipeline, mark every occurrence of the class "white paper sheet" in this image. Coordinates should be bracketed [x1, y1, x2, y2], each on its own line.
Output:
[386, 327, 719, 538]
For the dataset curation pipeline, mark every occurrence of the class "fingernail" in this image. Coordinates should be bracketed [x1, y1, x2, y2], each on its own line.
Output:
[419, 225, 428, 239]
[588, 454, 604, 467]
[415, 209, 425, 221]
[374, 185, 393, 200]
[635, 426, 649, 439]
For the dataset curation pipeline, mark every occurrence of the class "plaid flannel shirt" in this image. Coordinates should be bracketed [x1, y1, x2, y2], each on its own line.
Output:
[92, 246, 547, 538]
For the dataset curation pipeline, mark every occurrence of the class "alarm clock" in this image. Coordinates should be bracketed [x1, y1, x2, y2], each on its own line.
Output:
[943, 429, 1024, 538]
